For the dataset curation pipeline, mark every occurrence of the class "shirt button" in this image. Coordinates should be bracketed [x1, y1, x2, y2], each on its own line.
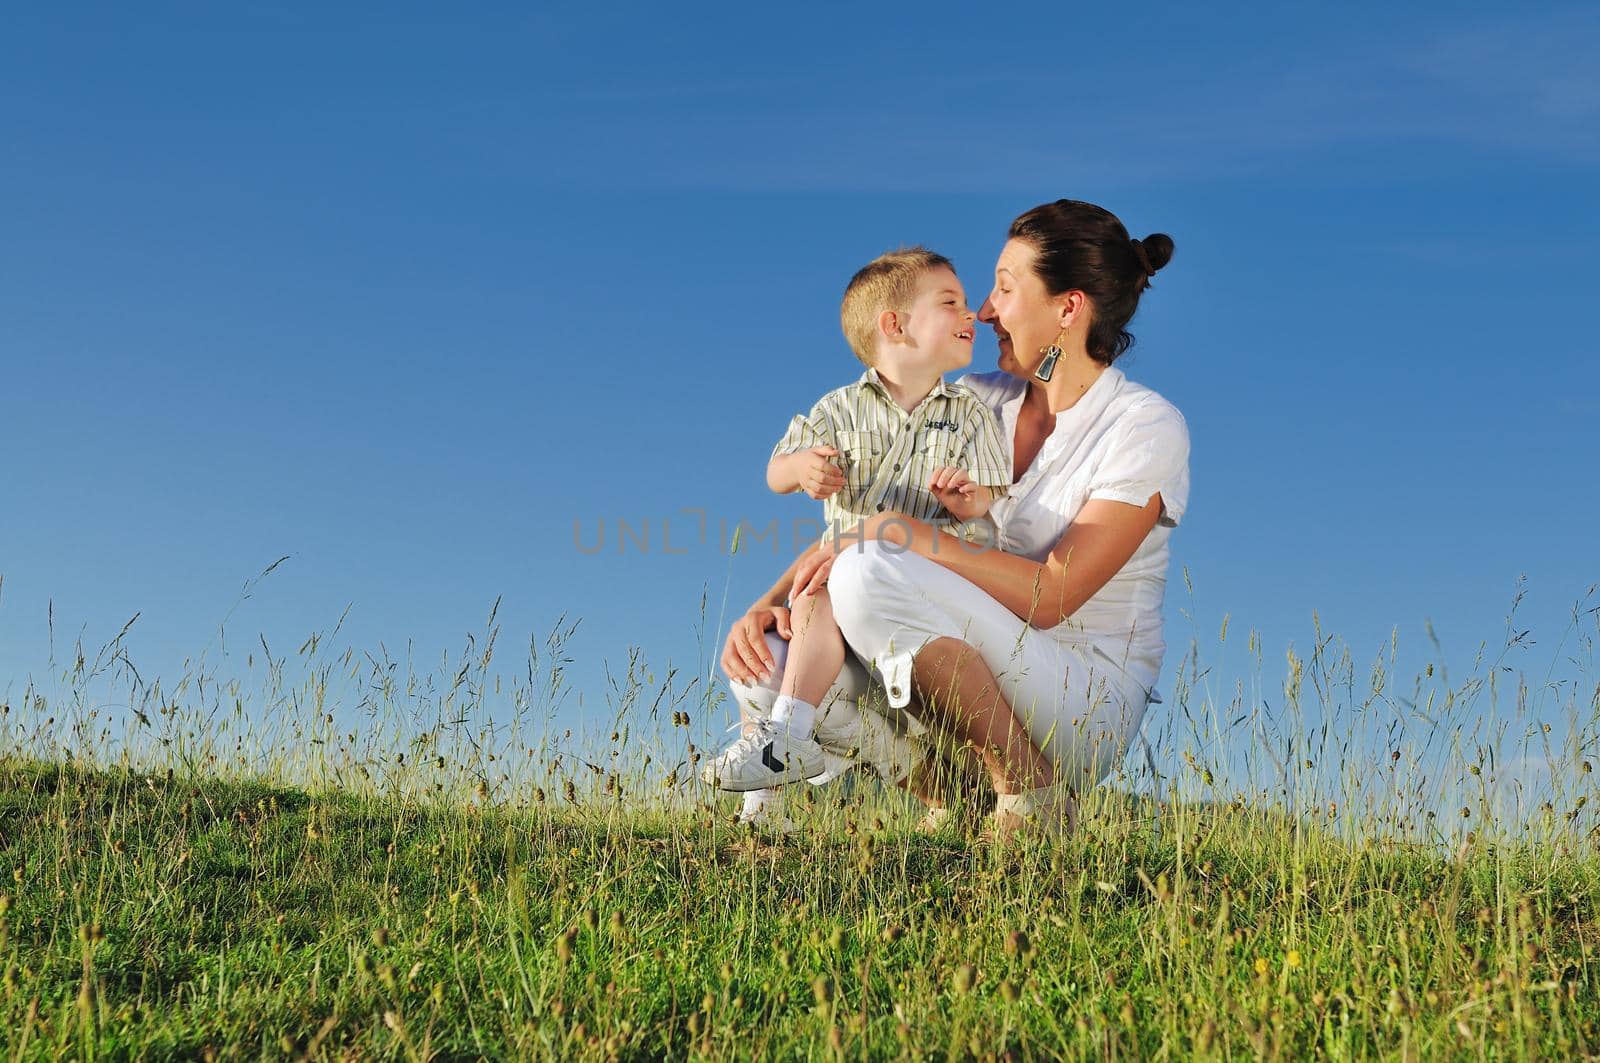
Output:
[893, 463, 901, 471]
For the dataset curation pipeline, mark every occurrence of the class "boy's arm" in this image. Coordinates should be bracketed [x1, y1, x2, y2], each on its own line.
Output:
[931, 474, 994, 522]
[767, 449, 842, 496]
[768, 401, 844, 498]
[767, 452, 800, 493]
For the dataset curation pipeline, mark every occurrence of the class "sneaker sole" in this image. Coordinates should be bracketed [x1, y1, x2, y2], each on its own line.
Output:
[704, 765, 820, 792]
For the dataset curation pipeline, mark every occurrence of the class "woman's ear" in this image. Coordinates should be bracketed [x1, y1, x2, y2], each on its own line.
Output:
[1057, 290, 1088, 330]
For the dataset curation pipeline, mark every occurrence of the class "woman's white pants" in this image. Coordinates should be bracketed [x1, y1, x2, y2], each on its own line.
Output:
[827, 541, 1152, 793]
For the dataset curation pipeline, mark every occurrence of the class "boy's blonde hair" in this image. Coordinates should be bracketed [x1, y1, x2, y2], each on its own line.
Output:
[840, 247, 953, 365]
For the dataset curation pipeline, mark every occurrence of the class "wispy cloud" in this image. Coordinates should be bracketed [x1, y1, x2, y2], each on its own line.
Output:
[502, 8, 1600, 192]
[1407, 10, 1600, 125]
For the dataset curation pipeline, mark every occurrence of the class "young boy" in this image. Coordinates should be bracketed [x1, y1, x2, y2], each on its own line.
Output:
[704, 247, 1012, 802]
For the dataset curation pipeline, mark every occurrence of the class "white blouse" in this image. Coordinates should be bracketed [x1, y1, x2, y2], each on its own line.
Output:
[959, 368, 1191, 696]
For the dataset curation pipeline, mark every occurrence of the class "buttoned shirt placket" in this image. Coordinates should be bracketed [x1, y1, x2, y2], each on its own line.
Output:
[857, 373, 953, 516]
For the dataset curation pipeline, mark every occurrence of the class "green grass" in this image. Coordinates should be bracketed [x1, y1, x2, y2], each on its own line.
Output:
[3, 580, 1597, 1058]
[1, 754, 1597, 1061]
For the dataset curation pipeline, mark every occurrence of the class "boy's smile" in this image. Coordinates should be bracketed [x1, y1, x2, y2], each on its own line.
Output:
[886, 266, 979, 376]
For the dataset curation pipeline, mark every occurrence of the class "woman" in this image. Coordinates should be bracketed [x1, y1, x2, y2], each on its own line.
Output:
[719, 199, 1188, 836]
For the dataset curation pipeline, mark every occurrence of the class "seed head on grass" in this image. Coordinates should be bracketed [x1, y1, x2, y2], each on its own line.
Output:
[812, 975, 834, 1008]
[953, 964, 977, 994]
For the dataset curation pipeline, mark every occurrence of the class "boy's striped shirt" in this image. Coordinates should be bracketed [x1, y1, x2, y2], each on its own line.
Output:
[772, 369, 1012, 531]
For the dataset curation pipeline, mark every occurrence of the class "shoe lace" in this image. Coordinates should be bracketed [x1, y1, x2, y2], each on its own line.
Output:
[717, 718, 776, 760]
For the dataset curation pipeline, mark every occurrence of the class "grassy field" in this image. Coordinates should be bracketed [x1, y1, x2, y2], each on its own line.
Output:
[1, 751, 1597, 1060]
[2, 585, 1597, 1058]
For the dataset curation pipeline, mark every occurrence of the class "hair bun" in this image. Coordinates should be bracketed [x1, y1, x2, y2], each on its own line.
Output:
[1139, 233, 1175, 274]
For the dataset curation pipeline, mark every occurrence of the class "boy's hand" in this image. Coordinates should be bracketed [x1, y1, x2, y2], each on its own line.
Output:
[794, 446, 845, 500]
[929, 467, 988, 521]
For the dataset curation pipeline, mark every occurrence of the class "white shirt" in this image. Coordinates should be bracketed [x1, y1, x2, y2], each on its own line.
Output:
[959, 368, 1191, 695]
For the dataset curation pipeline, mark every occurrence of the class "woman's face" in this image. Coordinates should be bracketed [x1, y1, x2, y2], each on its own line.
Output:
[978, 238, 1066, 380]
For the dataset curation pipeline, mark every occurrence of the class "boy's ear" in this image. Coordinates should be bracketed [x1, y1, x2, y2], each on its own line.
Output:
[876, 309, 903, 343]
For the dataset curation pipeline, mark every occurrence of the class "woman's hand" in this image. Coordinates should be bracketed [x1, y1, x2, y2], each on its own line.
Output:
[789, 547, 837, 600]
[720, 604, 793, 685]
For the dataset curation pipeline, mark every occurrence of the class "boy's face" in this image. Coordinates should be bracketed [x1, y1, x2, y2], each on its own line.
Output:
[879, 267, 977, 375]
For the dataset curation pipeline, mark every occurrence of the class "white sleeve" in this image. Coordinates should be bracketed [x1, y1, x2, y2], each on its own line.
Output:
[1086, 400, 1190, 527]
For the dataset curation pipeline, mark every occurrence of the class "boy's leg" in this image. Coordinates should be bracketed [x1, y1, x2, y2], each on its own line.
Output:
[727, 637, 788, 817]
[705, 603, 839, 790]
[770, 589, 845, 741]
[713, 624, 927, 799]
[707, 593, 839, 790]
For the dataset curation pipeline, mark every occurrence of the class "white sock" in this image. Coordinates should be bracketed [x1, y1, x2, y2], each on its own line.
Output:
[770, 695, 818, 740]
[742, 789, 776, 816]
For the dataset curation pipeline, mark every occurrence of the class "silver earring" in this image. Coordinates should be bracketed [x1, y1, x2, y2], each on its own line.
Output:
[1034, 344, 1062, 382]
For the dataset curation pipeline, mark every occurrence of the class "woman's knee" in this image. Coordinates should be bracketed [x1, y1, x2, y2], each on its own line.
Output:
[829, 542, 914, 631]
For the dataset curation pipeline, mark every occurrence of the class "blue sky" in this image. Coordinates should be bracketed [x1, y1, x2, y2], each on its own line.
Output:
[3, 3, 1597, 795]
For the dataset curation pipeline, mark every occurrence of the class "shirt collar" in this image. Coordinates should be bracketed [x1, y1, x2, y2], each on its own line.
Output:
[858, 367, 958, 403]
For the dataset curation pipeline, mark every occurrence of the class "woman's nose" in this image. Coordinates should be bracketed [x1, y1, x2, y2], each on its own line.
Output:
[976, 297, 997, 323]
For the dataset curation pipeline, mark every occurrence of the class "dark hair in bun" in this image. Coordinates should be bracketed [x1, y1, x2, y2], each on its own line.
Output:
[1008, 199, 1174, 366]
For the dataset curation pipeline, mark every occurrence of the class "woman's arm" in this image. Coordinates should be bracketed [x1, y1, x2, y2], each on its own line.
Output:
[835, 499, 1163, 629]
[754, 543, 815, 608]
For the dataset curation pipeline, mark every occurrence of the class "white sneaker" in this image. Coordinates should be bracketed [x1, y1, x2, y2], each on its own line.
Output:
[814, 700, 918, 786]
[736, 801, 798, 835]
[806, 751, 854, 786]
[701, 721, 826, 792]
